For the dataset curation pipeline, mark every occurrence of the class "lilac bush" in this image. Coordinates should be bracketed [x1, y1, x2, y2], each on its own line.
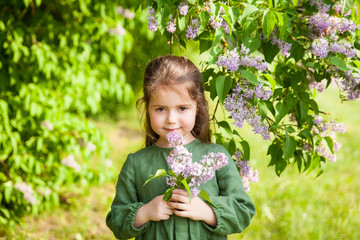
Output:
[140, 0, 359, 178]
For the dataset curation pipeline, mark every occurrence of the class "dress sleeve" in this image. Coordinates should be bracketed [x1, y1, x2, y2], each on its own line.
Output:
[106, 154, 151, 239]
[201, 147, 256, 235]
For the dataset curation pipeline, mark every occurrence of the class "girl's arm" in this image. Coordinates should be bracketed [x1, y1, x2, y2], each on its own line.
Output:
[168, 189, 217, 227]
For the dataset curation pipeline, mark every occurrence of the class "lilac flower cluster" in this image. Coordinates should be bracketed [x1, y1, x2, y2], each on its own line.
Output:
[14, 182, 38, 205]
[312, 38, 357, 59]
[308, 0, 357, 59]
[334, 70, 360, 100]
[166, 15, 176, 33]
[147, 7, 158, 31]
[224, 82, 272, 140]
[165, 131, 229, 196]
[309, 115, 346, 162]
[216, 48, 240, 72]
[178, 1, 189, 16]
[270, 36, 292, 58]
[61, 155, 81, 172]
[185, 19, 200, 39]
[333, 1, 352, 16]
[308, 79, 326, 92]
[329, 42, 356, 58]
[311, 38, 329, 58]
[233, 151, 258, 192]
[209, 15, 222, 29]
[216, 45, 268, 72]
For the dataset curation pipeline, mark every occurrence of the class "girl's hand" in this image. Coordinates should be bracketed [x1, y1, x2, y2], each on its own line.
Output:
[168, 189, 217, 228]
[133, 195, 173, 228]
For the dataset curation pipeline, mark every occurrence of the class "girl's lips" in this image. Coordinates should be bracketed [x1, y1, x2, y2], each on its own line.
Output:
[165, 128, 179, 132]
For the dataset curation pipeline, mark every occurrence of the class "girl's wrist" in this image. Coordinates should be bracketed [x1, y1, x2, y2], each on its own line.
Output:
[133, 204, 150, 228]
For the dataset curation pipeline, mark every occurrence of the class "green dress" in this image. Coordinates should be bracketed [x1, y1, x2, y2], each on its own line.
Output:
[106, 139, 255, 240]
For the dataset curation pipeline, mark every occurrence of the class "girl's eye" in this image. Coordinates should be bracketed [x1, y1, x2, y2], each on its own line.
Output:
[155, 107, 165, 112]
[179, 106, 187, 111]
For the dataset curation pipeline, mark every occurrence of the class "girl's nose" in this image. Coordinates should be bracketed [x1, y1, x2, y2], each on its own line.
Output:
[166, 111, 177, 124]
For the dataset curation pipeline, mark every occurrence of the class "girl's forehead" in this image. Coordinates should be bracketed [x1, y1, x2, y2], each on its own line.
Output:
[149, 85, 195, 105]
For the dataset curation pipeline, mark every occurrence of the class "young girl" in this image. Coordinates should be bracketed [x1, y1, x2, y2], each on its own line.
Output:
[106, 55, 255, 239]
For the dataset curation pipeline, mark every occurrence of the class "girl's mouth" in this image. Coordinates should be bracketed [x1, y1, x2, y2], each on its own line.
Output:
[165, 128, 179, 132]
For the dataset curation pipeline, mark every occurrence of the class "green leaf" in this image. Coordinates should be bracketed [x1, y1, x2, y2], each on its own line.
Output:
[218, 120, 233, 137]
[329, 57, 348, 71]
[143, 169, 167, 186]
[284, 134, 297, 160]
[263, 74, 276, 92]
[316, 158, 326, 177]
[275, 159, 287, 176]
[216, 76, 233, 103]
[181, 179, 192, 201]
[199, 190, 217, 208]
[262, 10, 276, 38]
[178, 15, 186, 31]
[240, 140, 250, 160]
[324, 136, 334, 154]
[342, 0, 355, 16]
[240, 4, 259, 23]
[242, 36, 261, 53]
[163, 187, 174, 202]
[240, 70, 260, 84]
[275, 101, 289, 123]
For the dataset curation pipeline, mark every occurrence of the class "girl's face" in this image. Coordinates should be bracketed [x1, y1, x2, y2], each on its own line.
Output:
[148, 83, 197, 148]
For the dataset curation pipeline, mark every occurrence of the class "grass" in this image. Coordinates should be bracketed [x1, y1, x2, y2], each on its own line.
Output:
[3, 87, 360, 239]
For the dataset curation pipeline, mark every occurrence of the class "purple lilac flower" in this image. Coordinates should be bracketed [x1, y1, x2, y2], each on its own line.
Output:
[332, 70, 360, 101]
[224, 82, 272, 140]
[312, 116, 346, 162]
[14, 182, 38, 205]
[233, 150, 258, 192]
[310, 0, 330, 14]
[336, 18, 357, 34]
[239, 45, 268, 71]
[209, 15, 222, 29]
[185, 19, 200, 39]
[270, 36, 292, 58]
[178, 1, 189, 16]
[312, 38, 329, 58]
[329, 42, 356, 58]
[166, 15, 176, 33]
[309, 79, 326, 92]
[333, 1, 352, 16]
[166, 131, 185, 147]
[221, 19, 230, 34]
[216, 48, 241, 72]
[147, 7, 158, 31]
[166, 131, 229, 197]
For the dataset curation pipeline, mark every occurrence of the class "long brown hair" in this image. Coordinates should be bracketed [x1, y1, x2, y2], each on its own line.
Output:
[137, 55, 210, 147]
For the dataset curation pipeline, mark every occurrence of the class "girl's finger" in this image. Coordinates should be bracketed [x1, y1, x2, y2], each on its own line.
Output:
[172, 189, 188, 196]
[168, 201, 187, 210]
[170, 193, 189, 204]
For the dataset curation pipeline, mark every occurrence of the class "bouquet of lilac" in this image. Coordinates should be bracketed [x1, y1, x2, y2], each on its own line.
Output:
[144, 131, 229, 203]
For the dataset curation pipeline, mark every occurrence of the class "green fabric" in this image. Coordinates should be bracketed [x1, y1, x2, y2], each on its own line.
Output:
[106, 139, 255, 240]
